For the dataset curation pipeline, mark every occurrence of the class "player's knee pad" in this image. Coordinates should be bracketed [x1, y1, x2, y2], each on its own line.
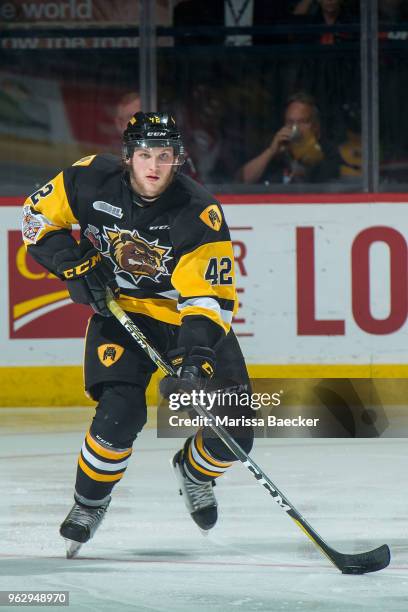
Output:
[90, 382, 147, 448]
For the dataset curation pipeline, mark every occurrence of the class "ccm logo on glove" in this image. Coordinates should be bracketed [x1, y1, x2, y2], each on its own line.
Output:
[53, 239, 119, 317]
[62, 252, 102, 279]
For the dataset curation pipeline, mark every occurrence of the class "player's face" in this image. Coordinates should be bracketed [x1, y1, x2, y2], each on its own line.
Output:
[128, 147, 176, 198]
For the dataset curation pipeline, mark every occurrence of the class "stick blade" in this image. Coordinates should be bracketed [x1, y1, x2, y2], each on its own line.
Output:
[331, 544, 391, 574]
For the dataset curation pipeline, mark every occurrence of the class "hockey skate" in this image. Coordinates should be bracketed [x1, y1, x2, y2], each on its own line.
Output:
[172, 450, 217, 532]
[59, 497, 111, 559]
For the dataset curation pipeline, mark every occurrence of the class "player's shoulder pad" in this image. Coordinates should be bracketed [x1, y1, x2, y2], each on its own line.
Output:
[175, 174, 225, 233]
[62, 154, 122, 204]
[72, 154, 97, 167]
[71, 153, 121, 171]
[65, 154, 122, 188]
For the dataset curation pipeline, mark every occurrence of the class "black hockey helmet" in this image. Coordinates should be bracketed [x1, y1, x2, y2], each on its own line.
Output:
[123, 112, 185, 166]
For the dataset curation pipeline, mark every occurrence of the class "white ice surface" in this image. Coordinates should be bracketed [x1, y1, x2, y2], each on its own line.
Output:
[0, 408, 407, 612]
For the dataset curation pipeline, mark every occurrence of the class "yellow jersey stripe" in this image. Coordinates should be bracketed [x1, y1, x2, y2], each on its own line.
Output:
[180, 306, 229, 333]
[118, 296, 181, 326]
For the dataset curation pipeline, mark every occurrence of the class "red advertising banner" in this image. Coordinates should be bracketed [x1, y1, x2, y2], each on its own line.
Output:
[9, 230, 91, 339]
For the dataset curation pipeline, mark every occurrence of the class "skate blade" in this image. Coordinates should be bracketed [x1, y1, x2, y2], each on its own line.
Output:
[64, 539, 82, 559]
[199, 528, 209, 537]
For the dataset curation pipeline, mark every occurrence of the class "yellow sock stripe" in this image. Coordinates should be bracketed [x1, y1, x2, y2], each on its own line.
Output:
[86, 431, 132, 461]
[190, 443, 225, 474]
[195, 430, 233, 468]
[187, 444, 222, 478]
[78, 455, 125, 482]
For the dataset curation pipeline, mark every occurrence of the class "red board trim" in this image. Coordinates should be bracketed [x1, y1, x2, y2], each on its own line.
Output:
[3, 193, 408, 207]
[0, 197, 25, 206]
[216, 193, 408, 204]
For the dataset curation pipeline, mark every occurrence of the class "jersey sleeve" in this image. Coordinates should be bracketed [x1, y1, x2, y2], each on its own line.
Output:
[171, 201, 237, 337]
[22, 155, 95, 274]
[22, 170, 79, 246]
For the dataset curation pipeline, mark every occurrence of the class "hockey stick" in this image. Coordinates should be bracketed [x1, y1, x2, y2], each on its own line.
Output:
[106, 291, 390, 574]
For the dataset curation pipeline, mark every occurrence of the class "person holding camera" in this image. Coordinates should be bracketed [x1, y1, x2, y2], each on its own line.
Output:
[238, 92, 341, 185]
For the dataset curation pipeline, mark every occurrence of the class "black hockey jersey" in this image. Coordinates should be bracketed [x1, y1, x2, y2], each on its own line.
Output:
[22, 154, 237, 337]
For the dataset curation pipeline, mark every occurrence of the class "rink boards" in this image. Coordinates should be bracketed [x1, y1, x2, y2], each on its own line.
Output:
[1, 193, 408, 405]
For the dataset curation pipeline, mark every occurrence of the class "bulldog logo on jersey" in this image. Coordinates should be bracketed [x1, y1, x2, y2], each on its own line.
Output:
[102, 226, 172, 284]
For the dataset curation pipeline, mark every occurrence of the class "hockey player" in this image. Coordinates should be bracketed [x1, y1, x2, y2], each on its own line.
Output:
[22, 112, 254, 557]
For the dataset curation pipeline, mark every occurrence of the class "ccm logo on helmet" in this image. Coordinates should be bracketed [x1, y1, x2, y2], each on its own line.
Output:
[146, 132, 168, 137]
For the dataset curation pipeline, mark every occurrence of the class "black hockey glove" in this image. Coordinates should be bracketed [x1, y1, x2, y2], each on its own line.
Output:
[53, 239, 119, 317]
[159, 346, 216, 400]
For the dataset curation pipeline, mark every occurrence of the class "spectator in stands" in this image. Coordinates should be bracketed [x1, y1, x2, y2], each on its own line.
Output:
[114, 92, 141, 134]
[294, 0, 357, 44]
[378, 0, 408, 182]
[338, 102, 362, 181]
[237, 92, 341, 184]
[379, 0, 408, 23]
[175, 82, 235, 184]
[104, 91, 142, 155]
[173, 0, 299, 46]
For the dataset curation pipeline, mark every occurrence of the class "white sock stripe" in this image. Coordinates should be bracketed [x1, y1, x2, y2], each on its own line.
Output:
[81, 443, 130, 472]
[183, 461, 206, 484]
[191, 439, 226, 474]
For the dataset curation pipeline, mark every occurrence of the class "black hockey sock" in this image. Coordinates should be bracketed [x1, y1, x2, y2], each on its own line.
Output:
[181, 430, 233, 484]
[75, 430, 132, 502]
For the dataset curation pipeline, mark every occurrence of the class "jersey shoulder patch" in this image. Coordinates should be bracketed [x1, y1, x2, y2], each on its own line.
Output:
[72, 155, 97, 167]
[199, 204, 223, 232]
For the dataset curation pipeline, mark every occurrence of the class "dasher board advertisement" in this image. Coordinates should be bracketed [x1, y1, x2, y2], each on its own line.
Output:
[1, 195, 408, 368]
